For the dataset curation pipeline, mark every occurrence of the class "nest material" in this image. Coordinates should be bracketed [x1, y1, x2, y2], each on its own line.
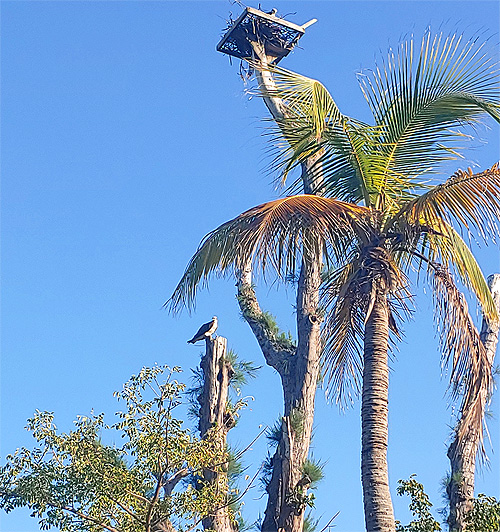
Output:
[217, 7, 305, 63]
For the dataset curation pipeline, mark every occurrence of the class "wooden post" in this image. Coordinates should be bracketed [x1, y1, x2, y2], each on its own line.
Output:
[198, 336, 236, 532]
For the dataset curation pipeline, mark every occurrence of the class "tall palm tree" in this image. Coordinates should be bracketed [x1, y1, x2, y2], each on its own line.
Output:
[170, 31, 500, 531]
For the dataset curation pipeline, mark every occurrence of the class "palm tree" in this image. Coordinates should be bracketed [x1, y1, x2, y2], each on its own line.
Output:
[170, 31, 500, 531]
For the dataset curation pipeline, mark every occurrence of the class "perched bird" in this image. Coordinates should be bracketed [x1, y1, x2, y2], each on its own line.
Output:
[187, 316, 218, 344]
[267, 8, 278, 15]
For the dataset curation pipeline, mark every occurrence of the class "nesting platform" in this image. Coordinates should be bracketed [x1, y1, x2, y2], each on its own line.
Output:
[217, 7, 315, 63]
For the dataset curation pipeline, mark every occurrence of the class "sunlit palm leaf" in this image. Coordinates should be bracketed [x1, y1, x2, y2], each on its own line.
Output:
[254, 64, 343, 138]
[254, 64, 372, 203]
[401, 164, 500, 243]
[398, 166, 500, 322]
[168, 196, 370, 312]
[357, 31, 500, 205]
[320, 119, 389, 206]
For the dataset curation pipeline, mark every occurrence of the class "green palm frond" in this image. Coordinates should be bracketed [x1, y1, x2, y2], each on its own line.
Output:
[254, 64, 343, 139]
[168, 196, 370, 312]
[320, 119, 387, 205]
[255, 64, 372, 203]
[358, 31, 500, 204]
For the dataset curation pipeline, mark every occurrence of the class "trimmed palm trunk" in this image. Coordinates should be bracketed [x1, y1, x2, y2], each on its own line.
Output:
[362, 287, 396, 532]
[233, 42, 325, 532]
[447, 273, 500, 532]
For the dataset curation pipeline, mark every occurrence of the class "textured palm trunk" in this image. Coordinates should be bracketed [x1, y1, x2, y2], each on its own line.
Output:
[447, 274, 500, 532]
[198, 336, 237, 532]
[362, 289, 395, 532]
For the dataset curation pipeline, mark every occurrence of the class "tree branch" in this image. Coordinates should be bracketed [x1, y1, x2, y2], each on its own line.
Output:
[163, 468, 189, 497]
[59, 504, 121, 532]
[106, 494, 145, 525]
[145, 459, 165, 532]
[236, 263, 295, 371]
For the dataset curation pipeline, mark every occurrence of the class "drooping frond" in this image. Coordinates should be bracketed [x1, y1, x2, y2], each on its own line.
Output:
[392, 165, 500, 322]
[168, 195, 370, 312]
[357, 31, 500, 206]
[425, 224, 498, 323]
[429, 264, 492, 448]
[321, 243, 411, 405]
[389, 218, 498, 325]
[258, 65, 343, 140]
[321, 261, 365, 407]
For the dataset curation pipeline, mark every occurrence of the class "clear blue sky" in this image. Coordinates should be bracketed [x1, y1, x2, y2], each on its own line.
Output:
[1, 2, 499, 531]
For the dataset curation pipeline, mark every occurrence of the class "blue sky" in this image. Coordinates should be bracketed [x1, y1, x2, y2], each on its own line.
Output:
[1, 1, 499, 531]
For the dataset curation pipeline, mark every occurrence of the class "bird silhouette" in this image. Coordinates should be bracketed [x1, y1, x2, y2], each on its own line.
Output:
[187, 316, 218, 344]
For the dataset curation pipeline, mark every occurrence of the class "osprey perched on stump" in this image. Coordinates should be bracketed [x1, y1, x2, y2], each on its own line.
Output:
[187, 316, 218, 344]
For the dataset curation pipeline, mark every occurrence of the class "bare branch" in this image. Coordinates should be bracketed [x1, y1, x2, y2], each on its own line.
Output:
[163, 468, 189, 497]
[318, 511, 341, 532]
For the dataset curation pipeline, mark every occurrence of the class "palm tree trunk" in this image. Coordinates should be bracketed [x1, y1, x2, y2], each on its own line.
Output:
[237, 254, 322, 532]
[362, 289, 395, 532]
[447, 273, 500, 532]
[237, 42, 325, 532]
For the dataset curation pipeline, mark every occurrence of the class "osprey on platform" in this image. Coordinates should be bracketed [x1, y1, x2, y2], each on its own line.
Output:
[187, 316, 218, 344]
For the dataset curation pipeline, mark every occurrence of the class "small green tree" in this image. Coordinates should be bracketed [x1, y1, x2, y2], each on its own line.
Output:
[465, 494, 500, 532]
[396, 476, 500, 532]
[0, 365, 245, 532]
[395, 476, 441, 532]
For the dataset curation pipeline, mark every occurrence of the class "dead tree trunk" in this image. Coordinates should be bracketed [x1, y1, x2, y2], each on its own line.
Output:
[237, 256, 322, 532]
[233, 40, 325, 532]
[447, 273, 500, 532]
[198, 336, 237, 532]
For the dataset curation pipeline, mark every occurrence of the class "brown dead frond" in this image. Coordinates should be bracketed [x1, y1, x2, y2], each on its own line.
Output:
[430, 263, 492, 452]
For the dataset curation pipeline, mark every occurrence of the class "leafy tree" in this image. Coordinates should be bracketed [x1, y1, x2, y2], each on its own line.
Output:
[170, 30, 500, 532]
[465, 494, 500, 531]
[396, 476, 500, 532]
[0, 363, 249, 532]
[395, 476, 442, 532]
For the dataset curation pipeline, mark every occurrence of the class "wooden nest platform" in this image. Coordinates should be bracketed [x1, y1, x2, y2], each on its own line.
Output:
[217, 7, 316, 63]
